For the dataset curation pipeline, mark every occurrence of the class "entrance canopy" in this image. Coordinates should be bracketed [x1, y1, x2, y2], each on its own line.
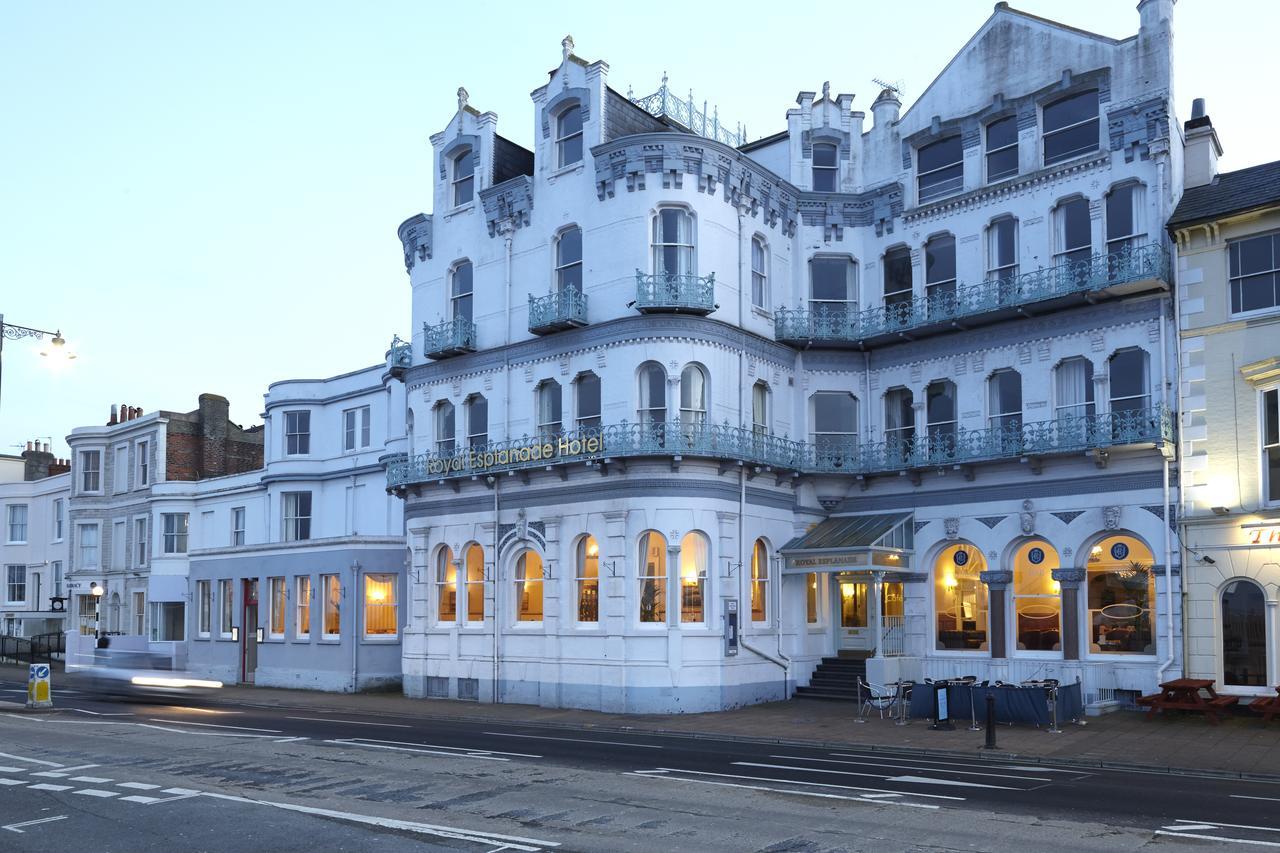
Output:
[780, 512, 918, 575]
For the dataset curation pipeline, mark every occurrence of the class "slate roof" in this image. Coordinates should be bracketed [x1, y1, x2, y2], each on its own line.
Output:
[1168, 159, 1280, 229]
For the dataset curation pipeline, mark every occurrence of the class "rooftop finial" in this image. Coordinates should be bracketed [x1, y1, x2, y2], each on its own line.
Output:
[822, 81, 831, 100]
[457, 86, 469, 112]
[561, 35, 574, 60]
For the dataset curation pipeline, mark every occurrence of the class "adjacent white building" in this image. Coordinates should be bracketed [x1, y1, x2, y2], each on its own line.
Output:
[0, 446, 69, 638]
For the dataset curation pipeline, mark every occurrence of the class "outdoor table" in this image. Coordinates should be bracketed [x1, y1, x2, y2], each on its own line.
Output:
[1137, 678, 1238, 725]
[887, 680, 913, 726]
[1248, 687, 1280, 723]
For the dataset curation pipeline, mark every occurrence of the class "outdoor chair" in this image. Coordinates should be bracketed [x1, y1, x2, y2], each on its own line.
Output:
[857, 676, 898, 719]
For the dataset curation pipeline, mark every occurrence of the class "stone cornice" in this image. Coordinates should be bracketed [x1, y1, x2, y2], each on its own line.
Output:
[479, 175, 533, 237]
[398, 213, 432, 273]
[1240, 356, 1280, 387]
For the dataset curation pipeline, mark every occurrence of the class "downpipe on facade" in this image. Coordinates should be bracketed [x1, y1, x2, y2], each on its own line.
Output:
[494, 227, 513, 703]
[350, 559, 361, 692]
[1157, 239, 1176, 683]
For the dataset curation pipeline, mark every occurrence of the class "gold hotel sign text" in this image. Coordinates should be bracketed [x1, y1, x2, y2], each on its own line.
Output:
[424, 434, 605, 476]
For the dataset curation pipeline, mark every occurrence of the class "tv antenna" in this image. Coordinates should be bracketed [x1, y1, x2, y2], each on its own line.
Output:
[871, 77, 905, 98]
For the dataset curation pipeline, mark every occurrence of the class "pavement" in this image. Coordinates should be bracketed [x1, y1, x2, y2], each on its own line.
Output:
[4, 661, 1279, 779]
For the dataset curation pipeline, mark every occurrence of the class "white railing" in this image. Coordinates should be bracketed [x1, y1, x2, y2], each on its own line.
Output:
[881, 615, 906, 657]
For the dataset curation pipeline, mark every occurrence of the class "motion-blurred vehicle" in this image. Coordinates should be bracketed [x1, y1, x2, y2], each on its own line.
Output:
[81, 647, 223, 701]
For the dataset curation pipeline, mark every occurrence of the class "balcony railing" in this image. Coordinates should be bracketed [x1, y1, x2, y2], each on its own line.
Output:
[388, 336, 413, 371]
[387, 406, 1170, 489]
[423, 316, 476, 360]
[529, 289, 589, 335]
[775, 243, 1169, 347]
[635, 271, 716, 315]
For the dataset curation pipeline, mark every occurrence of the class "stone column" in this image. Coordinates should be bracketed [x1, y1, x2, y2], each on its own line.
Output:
[1051, 568, 1086, 661]
[979, 570, 1011, 659]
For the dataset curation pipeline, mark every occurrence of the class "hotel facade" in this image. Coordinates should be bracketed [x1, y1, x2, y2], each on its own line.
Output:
[389, 1, 1186, 712]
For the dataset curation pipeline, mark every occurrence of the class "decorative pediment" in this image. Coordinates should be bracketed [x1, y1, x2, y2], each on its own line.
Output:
[479, 176, 534, 236]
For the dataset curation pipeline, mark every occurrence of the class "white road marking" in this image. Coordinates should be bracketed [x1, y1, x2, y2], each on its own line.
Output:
[1173, 819, 1280, 834]
[69, 776, 112, 783]
[116, 782, 161, 790]
[0, 765, 26, 772]
[147, 719, 281, 733]
[324, 740, 512, 762]
[31, 771, 68, 778]
[734, 761, 1019, 790]
[1235, 795, 1280, 803]
[887, 774, 1018, 790]
[286, 716, 411, 728]
[482, 731, 664, 749]
[0, 779, 26, 786]
[773, 754, 1052, 782]
[273, 736, 309, 743]
[120, 794, 163, 804]
[65, 708, 133, 716]
[2, 815, 68, 833]
[136, 723, 285, 739]
[163, 788, 201, 795]
[1164, 824, 1217, 831]
[199, 791, 560, 851]
[327, 737, 541, 761]
[1154, 830, 1280, 847]
[0, 752, 62, 767]
[830, 752, 1089, 776]
[628, 769, 939, 809]
[72, 789, 119, 798]
[638, 767, 965, 801]
[29, 783, 72, 792]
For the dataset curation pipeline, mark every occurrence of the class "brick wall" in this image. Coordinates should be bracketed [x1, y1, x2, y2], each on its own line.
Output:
[164, 394, 263, 481]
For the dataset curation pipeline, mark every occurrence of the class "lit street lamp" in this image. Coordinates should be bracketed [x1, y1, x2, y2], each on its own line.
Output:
[0, 313, 75, 416]
[91, 582, 105, 648]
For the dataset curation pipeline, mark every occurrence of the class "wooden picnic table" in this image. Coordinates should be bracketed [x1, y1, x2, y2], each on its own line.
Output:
[1136, 678, 1239, 725]
[1249, 687, 1280, 723]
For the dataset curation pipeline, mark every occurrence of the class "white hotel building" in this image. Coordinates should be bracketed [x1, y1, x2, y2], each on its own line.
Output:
[388, 2, 1186, 713]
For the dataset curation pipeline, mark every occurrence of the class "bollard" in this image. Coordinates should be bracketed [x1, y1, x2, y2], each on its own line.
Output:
[26, 663, 53, 709]
[983, 693, 997, 750]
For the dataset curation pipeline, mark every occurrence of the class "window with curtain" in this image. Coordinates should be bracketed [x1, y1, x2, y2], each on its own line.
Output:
[987, 217, 1018, 282]
[638, 531, 667, 623]
[269, 577, 285, 638]
[1229, 233, 1280, 315]
[197, 581, 212, 636]
[364, 574, 398, 636]
[452, 147, 475, 205]
[752, 382, 769, 436]
[812, 142, 838, 191]
[437, 546, 457, 621]
[465, 544, 485, 622]
[1013, 541, 1061, 653]
[575, 372, 601, 430]
[885, 387, 914, 461]
[652, 208, 693, 278]
[577, 536, 599, 623]
[1043, 89, 1099, 165]
[537, 381, 563, 438]
[988, 369, 1023, 431]
[78, 523, 99, 569]
[1087, 535, 1154, 655]
[295, 576, 311, 639]
[219, 578, 233, 636]
[515, 551, 543, 622]
[810, 257, 856, 315]
[435, 401, 456, 453]
[986, 116, 1018, 182]
[751, 237, 768, 308]
[1265, 388, 1280, 505]
[750, 539, 768, 622]
[680, 365, 708, 426]
[679, 531, 708, 624]
[917, 135, 963, 202]
[556, 227, 583, 293]
[451, 261, 473, 323]
[925, 235, 956, 317]
[810, 392, 857, 454]
[466, 395, 487, 448]
[638, 362, 667, 426]
[1055, 198, 1092, 269]
[556, 104, 583, 167]
[1055, 357, 1096, 424]
[323, 574, 340, 637]
[806, 573, 819, 624]
[935, 544, 988, 651]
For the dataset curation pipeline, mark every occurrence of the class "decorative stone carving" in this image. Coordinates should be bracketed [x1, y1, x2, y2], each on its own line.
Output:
[480, 176, 533, 236]
[457, 87, 469, 112]
[397, 214, 432, 273]
[1051, 568, 1086, 587]
[944, 517, 960, 539]
[1020, 500, 1035, 535]
[976, 515, 1004, 529]
[1051, 510, 1085, 526]
[979, 570, 1012, 589]
[1103, 506, 1122, 530]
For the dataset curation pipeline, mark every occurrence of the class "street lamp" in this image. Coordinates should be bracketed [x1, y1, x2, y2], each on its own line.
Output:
[91, 582, 104, 647]
[0, 313, 75, 416]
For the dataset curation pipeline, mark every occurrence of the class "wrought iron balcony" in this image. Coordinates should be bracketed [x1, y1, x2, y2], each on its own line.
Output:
[387, 406, 1171, 489]
[423, 316, 476, 360]
[387, 335, 413, 371]
[775, 243, 1169, 348]
[635, 272, 717, 315]
[529, 289, 589, 335]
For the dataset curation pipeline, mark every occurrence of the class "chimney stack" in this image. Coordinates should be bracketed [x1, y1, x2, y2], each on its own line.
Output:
[1183, 97, 1222, 190]
[109, 404, 118, 426]
[21, 441, 56, 482]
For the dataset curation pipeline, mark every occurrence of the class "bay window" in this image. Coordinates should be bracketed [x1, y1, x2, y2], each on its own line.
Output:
[652, 208, 694, 279]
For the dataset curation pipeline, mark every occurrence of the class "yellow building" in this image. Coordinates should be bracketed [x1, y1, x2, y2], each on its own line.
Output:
[1170, 101, 1280, 695]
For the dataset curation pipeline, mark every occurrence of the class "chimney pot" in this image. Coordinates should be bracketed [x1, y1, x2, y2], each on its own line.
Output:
[109, 404, 118, 425]
[1192, 98, 1206, 120]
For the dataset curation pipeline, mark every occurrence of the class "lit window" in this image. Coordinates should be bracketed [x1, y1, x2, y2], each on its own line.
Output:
[1263, 388, 1280, 505]
[679, 531, 708, 624]
[751, 236, 768, 308]
[515, 552, 543, 622]
[435, 401, 456, 454]
[556, 227, 583, 293]
[575, 373, 601, 430]
[638, 531, 667, 623]
[436, 546, 456, 622]
[466, 395, 488, 448]
[465, 544, 485, 622]
[364, 574, 397, 637]
[652, 208, 694, 279]
[269, 577, 285, 638]
[162, 513, 189, 554]
[452, 147, 474, 206]
[322, 574, 341, 638]
[296, 576, 311, 639]
[556, 105, 583, 167]
[197, 580, 212, 637]
[537, 380, 562, 438]
[1043, 89, 1099, 165]
[986, 116, 1018, 182]
[812, 142, 838, 192]
[343, 406, 371, 451]
[806, 573, 819, 624]
[577, 536, 599, 623]
[1013, 541, 1061, 653]
[750, 539, 768, 622]
[284, 411, 310, 456]
[451, 262, 473, 323]
[281, 493, 311, 542]
[809, 257, 856, 316]
[1087, 535, 1155, 655]
[987, 217, 1018, 282]
[1229, 233, 1280, 315]
[935, 544, 988, 651]
[917, 136, 963, 202]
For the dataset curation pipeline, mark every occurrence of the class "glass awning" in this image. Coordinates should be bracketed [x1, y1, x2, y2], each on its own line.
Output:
[780, 512, 916, 574]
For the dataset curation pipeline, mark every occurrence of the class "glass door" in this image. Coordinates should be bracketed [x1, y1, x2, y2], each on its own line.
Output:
[838, 579, 873, 651]
[241, 579, 258, 684]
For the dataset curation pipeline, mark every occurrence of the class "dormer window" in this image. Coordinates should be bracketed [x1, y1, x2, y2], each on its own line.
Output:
[556, 104, 584, 167]
[985, 116, 1018, 182]
[812, 143, 838, 192]
[452, 147, 475, 206]
[1043, 89, 1099, 166]
[917, 136, 962, 203]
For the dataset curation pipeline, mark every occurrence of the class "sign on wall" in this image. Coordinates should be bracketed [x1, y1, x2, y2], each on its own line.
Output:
[423, 434, 605, 476]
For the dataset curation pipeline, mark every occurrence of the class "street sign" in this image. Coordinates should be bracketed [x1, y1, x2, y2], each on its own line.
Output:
[26, 663, 52, 709]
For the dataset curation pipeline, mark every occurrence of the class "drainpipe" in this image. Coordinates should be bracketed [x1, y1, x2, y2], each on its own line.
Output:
[1157, 286, 1176, 683]
[493, 476, 501, 703]
[350, 559, 361, 693]
[493, 224, 513, 704]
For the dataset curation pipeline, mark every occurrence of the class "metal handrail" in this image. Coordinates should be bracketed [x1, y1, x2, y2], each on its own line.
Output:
[423, 316, 477, 358]
[634, 271, 716, 313]
[529, 288, 589, 330]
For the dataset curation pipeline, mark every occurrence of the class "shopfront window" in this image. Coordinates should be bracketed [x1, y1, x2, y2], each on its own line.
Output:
[935, 544, 988, 651]
[1087, 535, 1155, 655]
[1222, 579, 1267, 686]
[1013, 541, 1061, 652]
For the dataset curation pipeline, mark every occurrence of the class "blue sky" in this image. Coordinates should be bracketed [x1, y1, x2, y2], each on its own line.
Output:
[2, 0, 1273, 457]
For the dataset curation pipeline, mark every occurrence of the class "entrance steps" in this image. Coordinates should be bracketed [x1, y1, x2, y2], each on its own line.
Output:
[794, 655, 867, 701]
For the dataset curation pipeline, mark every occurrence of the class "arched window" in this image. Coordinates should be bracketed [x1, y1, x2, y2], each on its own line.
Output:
[751, 236, 768, 309]
[935, 543, 988, 651]
[536, 380, 562, 438]
[434, 401, 455, 454]
[810, 257, 856, 315]
[466, 395, 488, 448]
[1105, 183, 1143, 258]
[1043, 89, 1099, 166]
[451, 261, 473, 323]
[680, 364, 708, 426]
[1013, 541, 1061, 652]
[987, 217, 1018, 281]
[436, 546, 456, 621]
[1222, 579, 1267, 686]
[885, 387, 914, 462]
[751, 539, 769, 622]
[652, 208, 694, 279]
[556, 227, 583, 293]
[1054, 357, 1095, 422]
[577, 536, 599, 623]
[925, 234, 956, 317]
[638, 531, 667, 623]
[917, 136, 962, 202]
[452, 147, 475, 206]
[1087, 534, 1155, 655]
[1054, 197, 1092, 268]
[406, 409, 415, 457]
[679, 531, 708, 624]
[1109, 348, 1150, 415]
[985, 116, 1018, 182]
[638, 362, 667, 426]
[556, 103, 584, 167]
[810, 392, 858, 452]
[988, 369, 1022, 431]
[462, 544, 484, 622]
[926, 380, 957, 446]
[575, 372, 601, 430]
[883, 246, 913, 319]
[812, 142, 838, 191]
[515, 551, 543, 622]
[752, 382, 769, 436]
